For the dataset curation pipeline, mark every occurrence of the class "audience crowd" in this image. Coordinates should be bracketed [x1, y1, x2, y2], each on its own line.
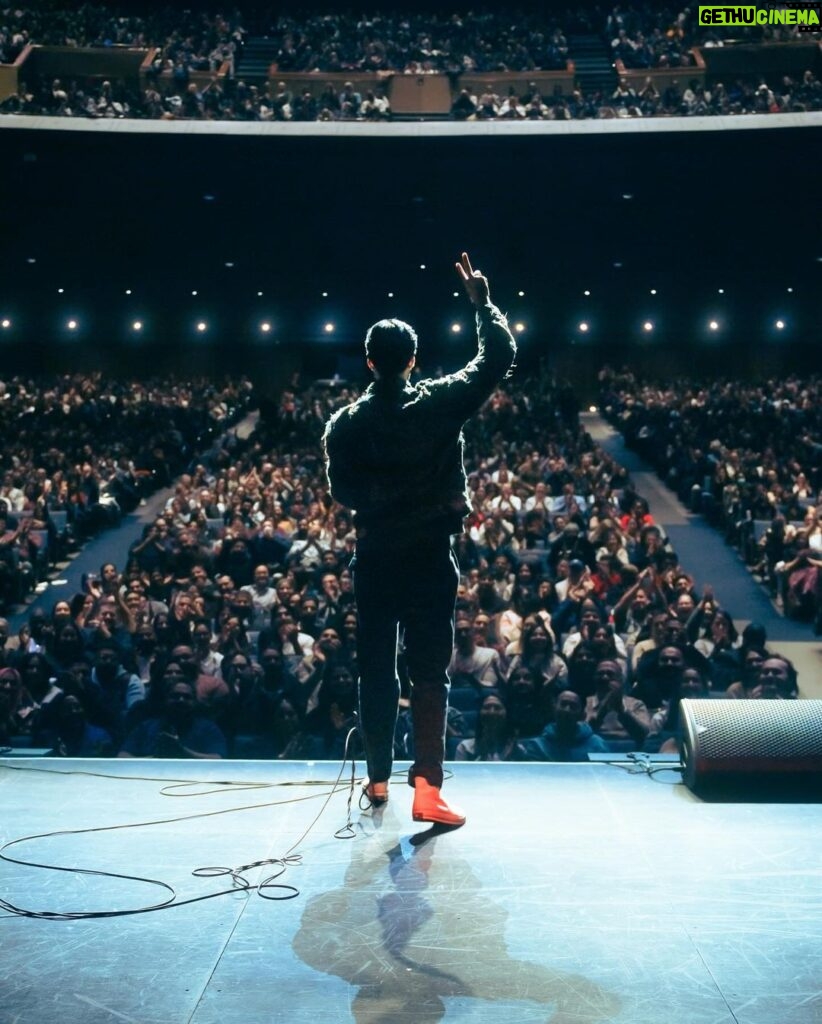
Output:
[0, 362, 802, 765]
[0, 372, 253, 609]
[607, 1, 819, 70]
[450, 71, 822, 119]
[0, 4, 245, 72]
[3, 3, 815, 77]
[599, 367, 822, 632]
[2, 5, 820, 121]
[3, 68, 820, 121]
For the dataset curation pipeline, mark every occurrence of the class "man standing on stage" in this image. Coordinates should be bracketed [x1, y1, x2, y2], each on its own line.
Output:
[323, 253, 516, 826]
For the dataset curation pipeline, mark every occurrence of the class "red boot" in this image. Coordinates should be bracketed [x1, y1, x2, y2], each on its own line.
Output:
[412, 778, 466, 826]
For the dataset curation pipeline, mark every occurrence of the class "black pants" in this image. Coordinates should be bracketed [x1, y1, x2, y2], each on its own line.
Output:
[352, 534, 459, 787]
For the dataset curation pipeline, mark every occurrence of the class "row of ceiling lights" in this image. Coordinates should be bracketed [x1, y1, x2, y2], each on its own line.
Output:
[0, 316, 794, 335]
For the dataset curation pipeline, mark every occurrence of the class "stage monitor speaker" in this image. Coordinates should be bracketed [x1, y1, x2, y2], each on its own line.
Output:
[680, 698, 822, 797]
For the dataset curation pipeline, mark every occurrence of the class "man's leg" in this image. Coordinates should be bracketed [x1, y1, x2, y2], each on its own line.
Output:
[402, 542, 459, 788]
[353, 551, 401, 785]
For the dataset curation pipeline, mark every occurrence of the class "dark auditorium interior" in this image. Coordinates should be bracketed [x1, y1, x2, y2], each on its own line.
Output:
[1, 3, 821, 1024]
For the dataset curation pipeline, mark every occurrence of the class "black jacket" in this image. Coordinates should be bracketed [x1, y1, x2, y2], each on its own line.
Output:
[323, 302, 516, 545]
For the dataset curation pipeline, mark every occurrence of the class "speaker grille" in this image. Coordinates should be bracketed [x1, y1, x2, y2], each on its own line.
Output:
[681, 699, 822, 793]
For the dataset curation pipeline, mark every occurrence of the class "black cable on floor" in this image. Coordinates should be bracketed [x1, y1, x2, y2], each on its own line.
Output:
[0, 739, 363, 920]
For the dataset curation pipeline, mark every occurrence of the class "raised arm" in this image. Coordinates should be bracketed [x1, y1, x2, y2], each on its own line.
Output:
[433, 252, 516, 419]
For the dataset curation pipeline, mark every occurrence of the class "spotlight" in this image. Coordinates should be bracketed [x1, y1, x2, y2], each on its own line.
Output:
[717, 288, 724, 295]
[26, 257, 36, 264]
[67, 319, 78, 331]
[451, 323, 462, 333]
[388, 292, 394, 298]
[1, 318, 11, 329]
[518, 290, 525, 297]
[578, 322, 589, 333]
[650, 289, 657, 295]
[775, 319, 785, 330]
[324, 322, 335, 333]
[224, 262, 235, 268]
[57, 287, 64, 294]
[257, 291, 264, 297]
[260, 322, 272, 333]
[419, 264, 426, 270]
[132, 320, 143, 332]
[125, 288, 132, 295]
[196, 321, 208, 333]
[589, 405, 597, 413]
[643, 321, 654, 332]
[322, 291, 328, 298]
[787, 287, 794, 293]
[191, 290, 198, 296]
[708, 320, 719, 331]
[514, 322, 525, 334]
[583, 289, 591, 296]
[453, 291, 460, 298]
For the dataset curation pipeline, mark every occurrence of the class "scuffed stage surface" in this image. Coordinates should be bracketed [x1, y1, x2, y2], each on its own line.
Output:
[1, 757, 820, 1024]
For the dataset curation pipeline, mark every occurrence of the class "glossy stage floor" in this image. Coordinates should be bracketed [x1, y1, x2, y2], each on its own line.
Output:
[1, 757, 820, 1024]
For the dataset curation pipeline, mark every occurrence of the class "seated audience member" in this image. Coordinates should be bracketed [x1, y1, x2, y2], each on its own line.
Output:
[301, 663, 360, 759]
[521, 690, 609, 761]
[632, 644, 691, 710]
[119, 668, 227, 758]
[258, 609, 314, 673]
[240, 563, 279, 630]
[778, 547, 822, 621]
[588, 622, 628, 677]
[190, 618, 223, 680]
[589, 550, 625, 607]
[585, 659, 651, 750]
[47, 694, 114, 757]
[271, 694, 311, 758]
[47, 621, 88, 674]
[16, 651, 63, 740]
[87, 639, 144, 744]
[505, 618, 568, 694]
[691, 609, 742, 689]
[630, 610, 669, 674]
[503, 664, 548, 739]
[455, 689, 523, 761]
[749, 654, 799, 700]
[553, 580, 599, 640]
[0, 666, 34, 747]
[449, 614, 504, 688]
[725, 646, 770, 698]
[565, 640, 600, 700]
[612, 569, 657, 647]
[293, 626, 349, 712]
